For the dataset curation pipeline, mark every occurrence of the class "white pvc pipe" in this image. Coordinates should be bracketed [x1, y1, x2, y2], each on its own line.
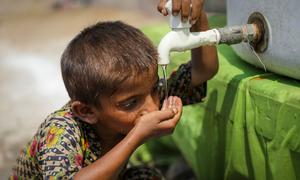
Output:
[157, 28, 221, 65]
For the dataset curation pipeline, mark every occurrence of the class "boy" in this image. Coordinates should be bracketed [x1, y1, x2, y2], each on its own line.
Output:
[10, 3, 218, 180]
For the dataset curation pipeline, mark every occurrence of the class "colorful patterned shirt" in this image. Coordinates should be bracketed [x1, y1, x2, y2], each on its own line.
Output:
[10, 62, 206, 179]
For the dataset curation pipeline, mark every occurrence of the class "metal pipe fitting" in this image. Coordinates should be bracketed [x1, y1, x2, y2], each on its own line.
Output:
[217, 24, 260, 45]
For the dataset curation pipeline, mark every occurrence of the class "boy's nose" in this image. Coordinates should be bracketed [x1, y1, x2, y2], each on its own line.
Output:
[144, 95, 159, 112]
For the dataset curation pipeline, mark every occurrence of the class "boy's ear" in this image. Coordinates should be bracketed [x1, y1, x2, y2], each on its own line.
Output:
[71, 101, 98, 124]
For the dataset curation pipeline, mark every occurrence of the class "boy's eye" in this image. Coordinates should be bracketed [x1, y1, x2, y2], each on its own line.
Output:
[118, 98, 139, 111]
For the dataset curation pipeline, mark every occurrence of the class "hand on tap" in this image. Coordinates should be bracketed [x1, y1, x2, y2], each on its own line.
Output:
[157, 0, 204, 25]
[157, 0, 218, 87]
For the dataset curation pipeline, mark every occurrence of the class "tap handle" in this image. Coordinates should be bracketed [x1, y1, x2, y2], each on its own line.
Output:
[165, 0, 191, 29]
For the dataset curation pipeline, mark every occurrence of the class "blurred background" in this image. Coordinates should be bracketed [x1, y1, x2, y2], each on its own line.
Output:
[0, 0, 225, 177]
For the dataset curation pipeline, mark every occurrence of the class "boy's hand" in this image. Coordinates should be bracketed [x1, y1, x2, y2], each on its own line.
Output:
[133, 96, 183, 142]
[157, 0, 204, 25]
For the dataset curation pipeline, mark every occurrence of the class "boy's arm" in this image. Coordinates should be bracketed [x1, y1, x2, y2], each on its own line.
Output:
[74, 126, 141, 180]
[190, 10, 219, 87]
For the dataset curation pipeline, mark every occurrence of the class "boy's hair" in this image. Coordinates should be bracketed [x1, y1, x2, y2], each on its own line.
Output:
[61, 21, 158, 106]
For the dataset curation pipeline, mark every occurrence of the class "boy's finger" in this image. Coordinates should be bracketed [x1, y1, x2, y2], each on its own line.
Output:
[172, 96, 176, 107]
[181, 0, 190, 22]
[157, 113, 181, 131]
[168, 96, 173, 109]
[173, 96, 183, 117]
[159, 109, 176, 122]
[173, 96, 183, 109]
[172, 0, 181, 16]
[162, 96, 175, 110]
[190, 0, 203, 24]
[157, 0, 169, 16]
[161, 99, 168, 111]
[144, 108, 176, 122]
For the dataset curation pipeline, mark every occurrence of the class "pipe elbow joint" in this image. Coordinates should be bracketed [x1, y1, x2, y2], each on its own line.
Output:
[157, 30, 192, 65]
[157, 31, 174, 65]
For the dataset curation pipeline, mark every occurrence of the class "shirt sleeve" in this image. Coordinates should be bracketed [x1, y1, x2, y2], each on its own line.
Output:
[36, 117, 84, 179]
[159, 61, 207, 105]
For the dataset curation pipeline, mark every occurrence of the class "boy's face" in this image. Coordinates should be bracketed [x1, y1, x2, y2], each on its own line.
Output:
[94, 68, 160, 135]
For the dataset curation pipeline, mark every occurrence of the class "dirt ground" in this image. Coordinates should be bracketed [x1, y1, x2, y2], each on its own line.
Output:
[0, 1, 165, 177]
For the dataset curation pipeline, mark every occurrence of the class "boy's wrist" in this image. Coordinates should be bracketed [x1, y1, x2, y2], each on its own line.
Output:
[126, 126, 146, 147]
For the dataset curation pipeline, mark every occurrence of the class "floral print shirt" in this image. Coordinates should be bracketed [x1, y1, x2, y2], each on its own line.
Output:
[10, 62, 206, 179]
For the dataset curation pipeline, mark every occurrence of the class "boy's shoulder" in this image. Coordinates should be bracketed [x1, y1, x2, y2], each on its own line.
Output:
[37, 102, 82, 140]
[36, 102, 101, 161]
[36, 102, 100, 149]
[11, 102, 101, 178]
